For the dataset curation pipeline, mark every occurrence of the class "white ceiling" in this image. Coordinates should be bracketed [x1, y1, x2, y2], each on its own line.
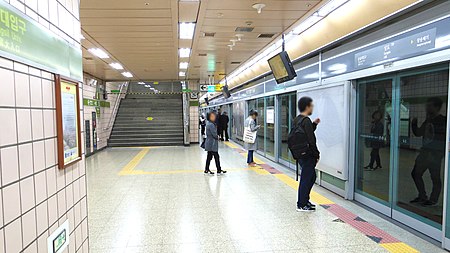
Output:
[80, 0, 323, 82]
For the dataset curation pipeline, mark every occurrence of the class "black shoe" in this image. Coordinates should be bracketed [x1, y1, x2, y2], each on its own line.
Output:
[373, 165, 382, 170]
[364, 165, 373, 171]
[422, 200, 437, 206]
[410, 197, 427, 203]
[204, 170, 214, 175]
[217, 169, 227, 175]
[297, 205, 315, 212]
[307, 202, 316, 208]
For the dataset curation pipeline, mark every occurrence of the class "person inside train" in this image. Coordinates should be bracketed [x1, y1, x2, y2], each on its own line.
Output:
[244, 110, 260, 167]
[364, 110, 384, 171]
[204, 111, 227, 175]
[199, 113, 206, 140]
[410, 97, 446, 206]
[295, 97, 321, 212]
[220, 111, 230, 141]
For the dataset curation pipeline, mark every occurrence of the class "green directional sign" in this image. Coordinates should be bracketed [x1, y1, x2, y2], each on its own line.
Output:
[0, 1, 82, 81]
[111, 90, 120, 93]
[83, 99, 110, 108]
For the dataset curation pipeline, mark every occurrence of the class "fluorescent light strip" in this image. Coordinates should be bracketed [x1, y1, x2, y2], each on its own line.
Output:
[179, 48, 191, 58]
[109, 63, 124, 70]
[122, 72, 133, 78]
[179, 62, 189, 69]
[179, 23, 196, 40]
[179, 71, 186, 77]
[88, 48, 109, 59]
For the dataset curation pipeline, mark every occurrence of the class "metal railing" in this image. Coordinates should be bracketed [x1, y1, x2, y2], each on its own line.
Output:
[105, 81, 129, 131]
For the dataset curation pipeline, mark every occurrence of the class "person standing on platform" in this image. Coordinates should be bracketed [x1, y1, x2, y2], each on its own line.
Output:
[204, 111, 227, 175]
[220, 111, 230, 141]
[244, 110, 260, 167]
[294, 97, 320, 212]
[200, 113, 206, 140]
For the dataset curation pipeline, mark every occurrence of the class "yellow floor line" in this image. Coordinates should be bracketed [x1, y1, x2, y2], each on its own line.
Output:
[119, 168, 252, 176]
[118, 148, 150, 175]
[380, 242, 419, 253]
[223, 142, 239, 149]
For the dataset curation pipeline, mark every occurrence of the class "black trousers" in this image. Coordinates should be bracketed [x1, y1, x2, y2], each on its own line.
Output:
[297, 157, 317, 208]
[411, 150, 443, 202]
[369, 148, 381, 167]
[222, 126, 229, 140]
[205, 151, 221, 171]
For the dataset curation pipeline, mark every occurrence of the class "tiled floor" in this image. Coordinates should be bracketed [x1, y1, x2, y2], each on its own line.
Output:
[86, 143, 445, 253]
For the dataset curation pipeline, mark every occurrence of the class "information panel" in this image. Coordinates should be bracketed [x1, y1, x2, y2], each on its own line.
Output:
[55, 76, 82, 169]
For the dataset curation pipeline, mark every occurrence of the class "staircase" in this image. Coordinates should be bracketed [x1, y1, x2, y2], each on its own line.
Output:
[108, 93, 184, 147]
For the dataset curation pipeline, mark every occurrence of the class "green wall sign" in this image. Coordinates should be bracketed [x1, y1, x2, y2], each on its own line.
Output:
[0, 1, 82, 81]
[83, 99, 110, 108]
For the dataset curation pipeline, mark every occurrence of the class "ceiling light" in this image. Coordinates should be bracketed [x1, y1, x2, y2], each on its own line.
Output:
[88, 48, 109, 59]
[109, 63, 124, 70]
[318, 0, 349, 17]
[252, 3, 266, 14]
[179, 71, 186, 77]
[138, 82, 145, 85]
[235, 34, 244, 41]
[122, 72, 133, 78]
[179, 48, 191, 58]
[179, 22, 196, 39]
[230, 39, 237, 45]
[228, 45, 234, 51]
[179, 62, 189, 69]
[217, 13, 224, 18]
[80, 34, 85, 40]
[292, 14, 322, 34]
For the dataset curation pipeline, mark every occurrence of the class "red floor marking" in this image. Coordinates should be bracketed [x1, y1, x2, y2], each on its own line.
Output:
[324, 204, 399, 244]
[259, 164, 282, 174]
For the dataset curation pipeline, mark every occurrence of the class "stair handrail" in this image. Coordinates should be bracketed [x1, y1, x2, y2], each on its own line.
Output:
[105, 81, 129, 131]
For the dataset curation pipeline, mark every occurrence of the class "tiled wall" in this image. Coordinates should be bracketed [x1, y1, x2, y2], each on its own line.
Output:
[82, 76, 122, 152]
[189, 106, 199, 143]
[0, 0, 88, 252]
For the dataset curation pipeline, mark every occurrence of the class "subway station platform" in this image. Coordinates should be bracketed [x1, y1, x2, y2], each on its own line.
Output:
[86, 142, 443, 253]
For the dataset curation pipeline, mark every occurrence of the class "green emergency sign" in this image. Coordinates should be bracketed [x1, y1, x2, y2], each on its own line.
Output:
[0, 1, 82, 81]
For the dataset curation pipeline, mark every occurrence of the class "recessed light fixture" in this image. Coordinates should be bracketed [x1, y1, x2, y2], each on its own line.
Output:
[179, 62, 189, 69]
[217, 12, 224, 18]
[252, 3, 266, 14]
[179, 71, 186, 77]
[179, 22, 196, 39]
[230, 39, 237, 46]
[228, 45, 234, 51]
[138, 82, 145, 85]
[109, 63, 124, 70]
[122, 72, 133, 78]
[179, 48, 191, 58]
[145, 2, 149, 5]
[235, 34, 244, 41]
[88, 48, 109, 59]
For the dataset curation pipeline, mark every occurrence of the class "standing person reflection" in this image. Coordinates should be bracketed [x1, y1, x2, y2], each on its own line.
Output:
[410, 97, 446, 206]
[365, 110, 384, 171]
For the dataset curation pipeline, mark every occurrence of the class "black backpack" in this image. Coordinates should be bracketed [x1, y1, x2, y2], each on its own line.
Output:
[288, 116, 310, 160]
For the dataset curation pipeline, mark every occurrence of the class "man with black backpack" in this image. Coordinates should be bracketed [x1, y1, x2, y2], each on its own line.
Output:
[288, 97, 320, 212]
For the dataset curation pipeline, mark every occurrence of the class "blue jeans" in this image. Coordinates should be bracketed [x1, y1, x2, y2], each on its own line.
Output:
[297, 157, 317, 208]
[247, 150, 254, 164]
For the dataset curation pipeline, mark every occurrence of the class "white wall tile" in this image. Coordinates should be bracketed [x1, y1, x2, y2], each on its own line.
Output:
[0, 109, 17, 146]
[23, 241, 37, 253]
[25, 0, 38, 12]
[0, 57, 13, 69]
[31, 110, 44, 140]
[57, 190, 66, 218]
[15, 73, 31, 107]
[42, 80, 54, 109]
[36, 232, 48, 253]
[0, 229, 4, 253]
[18, 143, 34, 178]
[21, 208, 37, 247]
[16, 109, 32, 143]
[3, 183, 21, 224]
[32, 141, 45, 173]
[36, 201, 48, 236]
[47, 195, 58, 226]
[0, 68, 15, 107]
[30, 76, 43, 108]
[44, 138, 56, 168]
[20, 176, 36, 213]
[46, 167, 57, 197]
[1, 146, 19, 185]
[4, 218, 22, 253]
[37, 0, 49, 19]
[34, 171, 47, 204]
[48, 0, 58, 25]
[43, 110, 56, 138]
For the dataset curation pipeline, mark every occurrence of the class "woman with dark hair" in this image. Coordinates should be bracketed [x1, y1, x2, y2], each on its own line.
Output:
[244, 110, 260, 167]
[204, 111, 227, 175]
[365, 110, 384, 171]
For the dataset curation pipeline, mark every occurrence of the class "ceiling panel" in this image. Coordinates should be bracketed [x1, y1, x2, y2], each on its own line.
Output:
[80, 0, 323, 81]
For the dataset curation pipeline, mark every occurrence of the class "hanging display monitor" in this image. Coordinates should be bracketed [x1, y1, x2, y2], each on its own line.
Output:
[268, 51, 297, 84]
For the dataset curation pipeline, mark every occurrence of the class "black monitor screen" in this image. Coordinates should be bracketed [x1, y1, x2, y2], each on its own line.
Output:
[268, 51, 297, 84]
